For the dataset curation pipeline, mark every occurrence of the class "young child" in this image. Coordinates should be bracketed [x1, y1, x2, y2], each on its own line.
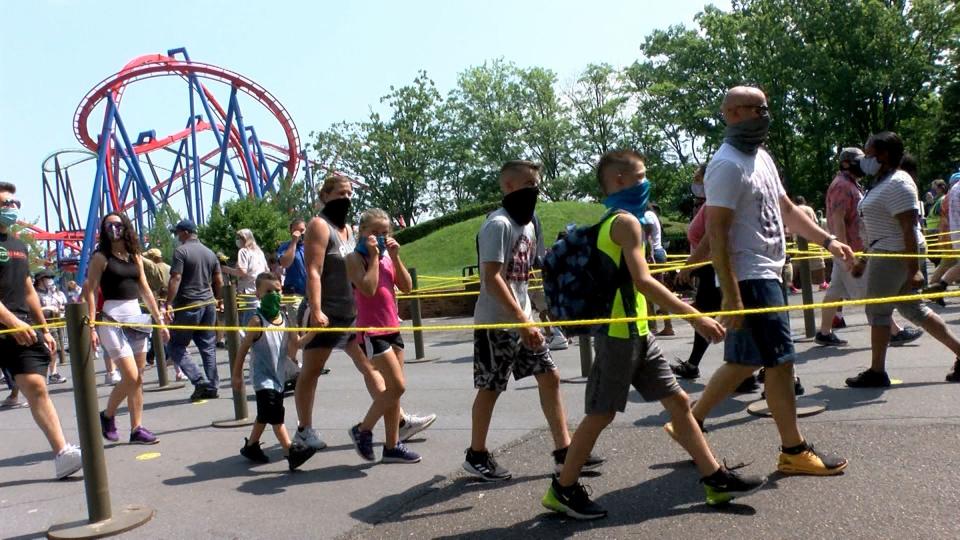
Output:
[233, 272, 316, 471]
[344, 209, 421, 463]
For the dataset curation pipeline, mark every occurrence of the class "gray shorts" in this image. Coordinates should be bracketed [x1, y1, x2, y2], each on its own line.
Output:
[824, 256, 866, 301]
[473, 330, 556, 392]
[864, 253, 931, 326]
[586, 333, 680, 415]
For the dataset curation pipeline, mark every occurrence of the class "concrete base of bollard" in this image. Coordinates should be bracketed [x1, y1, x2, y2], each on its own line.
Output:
[405, 356, 439, 364]
[47, 504, 154, 539]
[211, 417, 255, 428]
[746, 398, 826, 418]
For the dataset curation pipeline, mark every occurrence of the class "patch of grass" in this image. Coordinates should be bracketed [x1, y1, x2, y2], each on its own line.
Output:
[401, 201, 686, 278]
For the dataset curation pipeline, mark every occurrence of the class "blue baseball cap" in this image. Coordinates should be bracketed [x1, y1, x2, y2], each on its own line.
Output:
[950, 172, 960, 187]
[170, 219, 197, 234]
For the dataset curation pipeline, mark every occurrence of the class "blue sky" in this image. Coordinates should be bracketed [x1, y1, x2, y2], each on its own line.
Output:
[0, 0, 726, 227]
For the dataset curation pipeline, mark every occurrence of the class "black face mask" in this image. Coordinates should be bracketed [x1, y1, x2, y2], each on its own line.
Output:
[724, 114, 771, 155]
[502, 187, 539, 226]
[321, 198, 351, 228]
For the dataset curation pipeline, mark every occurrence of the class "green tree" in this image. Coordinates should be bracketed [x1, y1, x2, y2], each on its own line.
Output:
[198, 197, 289, 262]
[145, 204, 181, 262]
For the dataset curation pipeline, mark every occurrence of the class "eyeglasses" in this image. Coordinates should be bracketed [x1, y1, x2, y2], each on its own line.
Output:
[1, 199, 21, 209]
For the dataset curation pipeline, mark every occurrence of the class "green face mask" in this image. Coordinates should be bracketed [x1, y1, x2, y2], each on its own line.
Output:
[258, 291, 282, 320]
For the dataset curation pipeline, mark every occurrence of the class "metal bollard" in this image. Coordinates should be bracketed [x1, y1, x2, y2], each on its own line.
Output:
[144, 322, 185, 393]
[212, 284, 252, 428]
[48, 303, 153, 538]
[578, 335, 593, 377]
[406, 268, 436, 363]
[796, 237, 816, 338]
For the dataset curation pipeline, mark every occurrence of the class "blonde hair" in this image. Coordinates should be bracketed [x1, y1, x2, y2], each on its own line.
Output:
[358, 208, 391, 235]
[236, 228, 259, 251]
[319, 174, 352, 200]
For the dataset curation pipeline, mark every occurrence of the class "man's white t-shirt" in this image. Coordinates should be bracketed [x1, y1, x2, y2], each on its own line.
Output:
[643, 210, 663, 251]
[704, 144, 787, 281]
[947, 182, 960, 246]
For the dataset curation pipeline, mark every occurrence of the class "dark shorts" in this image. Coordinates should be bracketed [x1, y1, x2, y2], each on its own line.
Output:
[297, 301, 356, 351]
[473, 329, 556, 392]
[587, 333, 680, 415]
[255, 389, 285, 425]
[361, 332, 404, 358]
[724, 279, 795, 367]
[0, 334, 51, 377]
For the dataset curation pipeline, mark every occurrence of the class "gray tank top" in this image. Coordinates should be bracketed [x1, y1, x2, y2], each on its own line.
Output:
[250, 313, 287, 392]
[318, 215, 356, 319]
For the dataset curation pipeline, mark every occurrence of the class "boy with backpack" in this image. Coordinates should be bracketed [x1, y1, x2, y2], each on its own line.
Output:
[233, 272, 317, 471]
[540, 150, 764, 520]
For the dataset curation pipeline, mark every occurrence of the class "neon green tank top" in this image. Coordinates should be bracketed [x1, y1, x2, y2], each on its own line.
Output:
[597, 213, 649, 338]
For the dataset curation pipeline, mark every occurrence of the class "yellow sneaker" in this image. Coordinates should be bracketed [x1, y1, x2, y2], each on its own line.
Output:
[663, 418, 707, 443]
[778, 443, 847, 476]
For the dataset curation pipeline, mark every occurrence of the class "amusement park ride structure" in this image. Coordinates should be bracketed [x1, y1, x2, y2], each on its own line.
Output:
[34, 47, 322, 279]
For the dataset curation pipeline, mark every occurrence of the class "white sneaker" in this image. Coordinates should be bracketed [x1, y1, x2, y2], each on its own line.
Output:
[547, 334, 569, 351]
[399, 413, 437, 442]
[294, 427, 327, 450]
[105, 370, 120, 386]
[55, 444, 82, 479]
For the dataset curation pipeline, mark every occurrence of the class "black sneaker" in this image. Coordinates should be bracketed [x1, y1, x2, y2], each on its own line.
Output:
[832, 315, 847, 329]
[189, 386, 206, 402]
[735, 375, 760, 394]
[216, 341, 227, 349]
[552, 446, 605, 474]
[890, 327, 923, 347]
[240, 438, 269, 464]
[542, 477, 607, 520]
[815, 332, 848, 347]
[670, 360, 700, 380]
[701, 464, 766, 506]
[845, 369, 891, 388]
[946, 359, 960, 383]
[286, 442, 317, 471]
[922, 281, 948, 295]
[462, 448, 511, 481]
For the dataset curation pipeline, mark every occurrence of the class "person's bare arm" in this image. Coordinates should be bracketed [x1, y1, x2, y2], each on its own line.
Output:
[232, 316, 260, 393]
[346, 248, 379, 298]
[304, 217, 330, 326]
[279, 235, 300, 268]
[83, 253, 107, 324]
[134, 255, 164, 323]
[781, 194, 854, 265]
[899, 210, 922, 288]
[677, 235, 711, 285]
[166, 273, 181, 306]
[212, 270, 223, 300]
[612, 214, 724, 341]
[387, 238, 413, 294]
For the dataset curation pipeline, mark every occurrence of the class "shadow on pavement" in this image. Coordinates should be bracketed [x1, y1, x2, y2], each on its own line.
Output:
[0, 450, 51, 469]
[238, 462, 375, 495]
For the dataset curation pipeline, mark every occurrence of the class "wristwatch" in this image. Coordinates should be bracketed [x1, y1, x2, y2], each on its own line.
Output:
[823, 234, 837, 250]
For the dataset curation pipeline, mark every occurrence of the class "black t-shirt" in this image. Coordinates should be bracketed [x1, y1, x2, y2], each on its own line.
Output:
[0, 233, 31, 328]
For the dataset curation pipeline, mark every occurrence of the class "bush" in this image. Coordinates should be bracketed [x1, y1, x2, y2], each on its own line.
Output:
[393, 202, 500, 244]
[199, 197, 289, 263]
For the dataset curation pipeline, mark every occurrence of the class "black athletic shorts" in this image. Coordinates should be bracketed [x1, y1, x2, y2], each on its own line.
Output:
[255, 389, 285, 425]
[360, 332, 404, 358]
[0, 334, 51, 377]
[297, 302, 357, 351]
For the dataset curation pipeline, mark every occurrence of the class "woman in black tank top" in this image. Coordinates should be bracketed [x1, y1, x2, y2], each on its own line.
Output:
[82, 213, 168, 445]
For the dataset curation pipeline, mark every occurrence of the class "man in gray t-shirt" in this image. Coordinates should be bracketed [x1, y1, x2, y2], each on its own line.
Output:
[463, 160, 573, 482]
[165, 219, 224, 401]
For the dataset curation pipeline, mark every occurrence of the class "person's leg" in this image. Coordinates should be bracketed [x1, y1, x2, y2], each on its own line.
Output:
[274, 423, 292, 450]
[687, 268, 721, 367]
[367, 348, 405, 449]
[194, 305, 220, 390]
[762, 363, 803, 448]
[295, 347, 333, 429]
[247, 422, 267, 444]
[103, 355, 139, 425]
[15, 373, 67, 453]
[661, 392, 720, 476]
[691, 363, 756, 422]
[346, 339, 387, 405]
[533, 369, 571, 450]
[470, 389, 501, 452]
[557, 413, 614, 486]
[168, 310, 205, 387]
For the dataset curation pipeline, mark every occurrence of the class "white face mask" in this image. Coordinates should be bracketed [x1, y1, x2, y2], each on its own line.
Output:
[859, 156, 882, 176]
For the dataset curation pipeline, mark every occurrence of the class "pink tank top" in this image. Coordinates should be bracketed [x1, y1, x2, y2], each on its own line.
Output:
[354, 254, 400, 335]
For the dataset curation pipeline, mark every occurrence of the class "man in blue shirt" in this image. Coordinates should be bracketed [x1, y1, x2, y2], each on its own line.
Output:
[277, 218, 306, 296]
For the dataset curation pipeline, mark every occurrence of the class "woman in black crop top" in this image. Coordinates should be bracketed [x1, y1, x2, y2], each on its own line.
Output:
[83, 213, 168, 445]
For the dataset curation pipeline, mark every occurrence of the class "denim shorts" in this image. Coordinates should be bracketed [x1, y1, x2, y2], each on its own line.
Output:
[723, 279, 795, 367]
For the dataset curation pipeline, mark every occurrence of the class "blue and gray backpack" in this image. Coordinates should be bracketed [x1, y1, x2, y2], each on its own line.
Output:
[541, 210, 637, 336]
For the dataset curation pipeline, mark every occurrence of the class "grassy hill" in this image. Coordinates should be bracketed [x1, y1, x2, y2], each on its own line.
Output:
[401, 201, 685, 277]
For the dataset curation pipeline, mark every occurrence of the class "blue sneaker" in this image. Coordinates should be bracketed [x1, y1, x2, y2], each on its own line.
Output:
[349, 423, 375, 461]
[382, 443, 422, 464]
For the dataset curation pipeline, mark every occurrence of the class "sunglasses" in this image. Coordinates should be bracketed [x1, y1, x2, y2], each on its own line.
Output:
[1, 199, 21, 209]
[738, 104, 770, 114]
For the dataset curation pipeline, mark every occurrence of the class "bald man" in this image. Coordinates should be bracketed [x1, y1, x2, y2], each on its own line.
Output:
[668, 86, 854, 475]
